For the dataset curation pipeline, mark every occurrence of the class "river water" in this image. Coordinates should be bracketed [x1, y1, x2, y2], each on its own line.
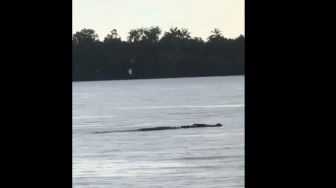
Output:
[73, 76, 244, 187]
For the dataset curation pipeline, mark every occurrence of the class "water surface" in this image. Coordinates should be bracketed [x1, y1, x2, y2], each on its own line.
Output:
[73, 76, 244, 187]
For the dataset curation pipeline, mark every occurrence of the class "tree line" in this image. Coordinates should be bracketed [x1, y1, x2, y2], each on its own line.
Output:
[72, 27, 244, 81]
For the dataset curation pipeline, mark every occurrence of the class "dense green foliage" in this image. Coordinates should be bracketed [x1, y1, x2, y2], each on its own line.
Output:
[73, 27, 244, 81]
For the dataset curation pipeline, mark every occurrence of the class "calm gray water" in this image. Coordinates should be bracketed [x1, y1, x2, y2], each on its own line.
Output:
[73, 76, 244, 188]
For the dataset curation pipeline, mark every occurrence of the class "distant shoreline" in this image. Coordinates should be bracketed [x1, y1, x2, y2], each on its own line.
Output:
[72, 74, 244, 83]
[73, 28, 244, 83]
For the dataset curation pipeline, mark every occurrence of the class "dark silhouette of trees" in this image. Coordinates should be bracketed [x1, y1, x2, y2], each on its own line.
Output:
[104, 29, 121, 42]
[143, 26, 162, 43]
[161, 27, 191, 41]
[72, 26, 244, 81]
[207, 28, 224, 42]
[73, 28, 99, 44]
[181, 28, 191, 39]
[127, 28, 144, 43]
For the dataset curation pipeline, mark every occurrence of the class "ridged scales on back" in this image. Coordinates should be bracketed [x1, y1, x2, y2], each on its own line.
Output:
[93, 123, 222, 134]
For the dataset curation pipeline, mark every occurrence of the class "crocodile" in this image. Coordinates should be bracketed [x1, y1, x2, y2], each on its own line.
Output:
[92, 123, 222, 134]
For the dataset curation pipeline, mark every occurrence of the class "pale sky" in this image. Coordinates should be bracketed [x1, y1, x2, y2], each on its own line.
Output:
[73, 0, 244, 41]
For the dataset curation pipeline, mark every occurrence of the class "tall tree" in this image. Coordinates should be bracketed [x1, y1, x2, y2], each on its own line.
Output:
[181, 28, 191, 39]
[73, 28, 99, 44]
[143, 26, 162, 43]
[207, 28, 224, 42]
[127, 28, 145, 42]
[104, 29, 121, 42]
